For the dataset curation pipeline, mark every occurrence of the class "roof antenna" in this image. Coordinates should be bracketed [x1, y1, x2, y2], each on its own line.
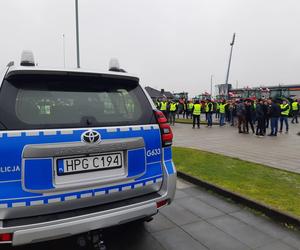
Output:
[7, 61, 14, 67]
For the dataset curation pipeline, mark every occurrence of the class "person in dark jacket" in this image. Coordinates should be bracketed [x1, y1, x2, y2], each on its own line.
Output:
[268, 99, 281, 136]
[255, 99, 265, 136]
[245, 100, 255, 134]
[236, 100, 246, 133]
[262, 100, 269, 133]
[206, 100, 214, 127]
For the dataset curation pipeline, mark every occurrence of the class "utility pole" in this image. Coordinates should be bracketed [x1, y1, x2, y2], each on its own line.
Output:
[225, 33, 236, 99]
[75, 0, 80, 68]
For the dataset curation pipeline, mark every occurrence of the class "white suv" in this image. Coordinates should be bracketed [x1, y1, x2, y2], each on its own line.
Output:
[0, 52, 176, 246]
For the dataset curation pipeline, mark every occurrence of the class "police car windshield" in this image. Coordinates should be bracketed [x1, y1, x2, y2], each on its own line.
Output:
[0, 73, 154, 130]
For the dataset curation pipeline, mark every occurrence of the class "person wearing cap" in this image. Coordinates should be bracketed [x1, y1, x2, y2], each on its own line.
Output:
[291, 99, 299, 124]
[192, 100, 201, 129]
[279, 99, 290, 133]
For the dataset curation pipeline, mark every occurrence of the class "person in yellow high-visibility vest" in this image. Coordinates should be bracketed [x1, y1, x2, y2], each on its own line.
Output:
[169, 101, 178, 125]
[291, 99, 299, 124]
[187, 101, 194, 119]
[159, 99, 168, 120]
[279, 99, 290, 133]
[192, 100, 201, 128]
[219, 100, 227, 126]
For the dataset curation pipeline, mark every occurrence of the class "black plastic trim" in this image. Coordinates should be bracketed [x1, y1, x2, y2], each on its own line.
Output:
[3, 192, 160, 228]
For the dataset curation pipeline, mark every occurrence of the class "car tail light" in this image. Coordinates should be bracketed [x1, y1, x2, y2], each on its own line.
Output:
[156, 199, 169, 209]
[154, 110, 173, 147]
[0, 233, 13, 243]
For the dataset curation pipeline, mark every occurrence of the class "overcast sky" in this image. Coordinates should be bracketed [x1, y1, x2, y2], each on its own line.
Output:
[0, 0, 300, 96]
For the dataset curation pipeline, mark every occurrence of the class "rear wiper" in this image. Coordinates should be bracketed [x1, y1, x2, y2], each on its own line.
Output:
[0, 121, 8, 130]
[86, 118, 92, 126]
[80, 116, 96, 126]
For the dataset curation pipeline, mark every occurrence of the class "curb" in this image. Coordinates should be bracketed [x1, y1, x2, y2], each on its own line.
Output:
[177, 171, 300, 229]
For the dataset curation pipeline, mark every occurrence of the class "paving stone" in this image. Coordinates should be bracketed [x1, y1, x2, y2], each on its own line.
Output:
[176, 179, 196, 189]
[196, 191, 242, 213]
[175, 197, 225, 219]
[152, 227, 207, 250]
[230, 209, 290, 239]
[282, 232, 300, 249]
[104, 223, 166, 250]
[208, 215, 276, 248]
[144, 213, 177, 233]
[256, 240, 297, 250]
[182, 221, 250, 250]
[174, 189, 189, 200]
[159, 202, 202, 226]
[180, 186, 208, 197]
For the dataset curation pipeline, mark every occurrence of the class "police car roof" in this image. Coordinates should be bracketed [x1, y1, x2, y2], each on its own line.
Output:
[4, 66, 139, 82]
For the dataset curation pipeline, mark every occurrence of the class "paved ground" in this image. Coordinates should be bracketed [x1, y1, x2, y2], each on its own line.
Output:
[9, 179, 300, 250]
[173, 116, 300, 173]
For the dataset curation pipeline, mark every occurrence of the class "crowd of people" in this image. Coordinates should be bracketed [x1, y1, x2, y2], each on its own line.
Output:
[156, 97, 299, 137]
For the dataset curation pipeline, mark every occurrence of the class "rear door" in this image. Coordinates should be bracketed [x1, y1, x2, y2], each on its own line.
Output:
[0, 71, 163, 217]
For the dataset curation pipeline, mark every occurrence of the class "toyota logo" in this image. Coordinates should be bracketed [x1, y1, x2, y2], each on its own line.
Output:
[81, 130, 101, 144]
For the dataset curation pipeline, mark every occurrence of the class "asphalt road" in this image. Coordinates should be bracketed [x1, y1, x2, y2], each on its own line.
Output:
[5, 179, 300, 250]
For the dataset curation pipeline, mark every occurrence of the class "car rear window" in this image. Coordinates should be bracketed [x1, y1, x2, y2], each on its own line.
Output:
[0, 72, 156, 130]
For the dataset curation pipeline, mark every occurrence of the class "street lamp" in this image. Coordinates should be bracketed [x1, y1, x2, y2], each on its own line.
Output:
[225, 33, 236, 99]
[75, 0, 80, 68]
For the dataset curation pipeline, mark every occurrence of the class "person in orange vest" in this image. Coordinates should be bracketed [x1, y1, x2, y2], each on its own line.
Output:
[192, 100, 201, 129]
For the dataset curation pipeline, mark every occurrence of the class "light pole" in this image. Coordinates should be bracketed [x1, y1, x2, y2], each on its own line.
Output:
[225, 33, 236, 99]
[75, 0, 80, 68]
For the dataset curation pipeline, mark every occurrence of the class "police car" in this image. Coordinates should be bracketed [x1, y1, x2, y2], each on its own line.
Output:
[0, 51, 176, 246]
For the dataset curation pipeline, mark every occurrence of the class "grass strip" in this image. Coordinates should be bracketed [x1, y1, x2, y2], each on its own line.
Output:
[173, 147, 300, 218]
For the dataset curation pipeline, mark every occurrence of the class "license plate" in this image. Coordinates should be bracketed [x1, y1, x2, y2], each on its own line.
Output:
[57, 152, 123, 176]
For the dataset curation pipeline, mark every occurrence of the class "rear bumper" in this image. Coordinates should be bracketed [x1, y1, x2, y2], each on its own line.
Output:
[12, 201, 156, 246]
[0, 171, 176, 246]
